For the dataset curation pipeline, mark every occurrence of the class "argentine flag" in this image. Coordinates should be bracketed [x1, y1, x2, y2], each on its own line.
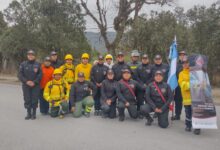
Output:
[167, 38, 178, 91]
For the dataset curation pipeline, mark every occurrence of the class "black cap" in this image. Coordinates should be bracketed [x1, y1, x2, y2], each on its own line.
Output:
[117, 51, 124, 56]
[44, 56, 51, 61]
[27, 50, 35, 55]
[107, 69, 114, 75]
[78, 72, 85, 78]
[98, 55, 104, 60]
[50, 51, 57, 56]
[122, 68, 131, 74]
[154, 54, 162, 60]
[142, 54, 148, 58]
[179, 50, 186, 55]
[154, 70, 163, 76]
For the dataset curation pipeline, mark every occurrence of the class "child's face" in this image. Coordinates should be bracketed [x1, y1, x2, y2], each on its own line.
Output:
[183, 62, 189, 69]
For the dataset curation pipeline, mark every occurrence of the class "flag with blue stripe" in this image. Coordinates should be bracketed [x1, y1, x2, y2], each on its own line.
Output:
[167, 39, 178, 91]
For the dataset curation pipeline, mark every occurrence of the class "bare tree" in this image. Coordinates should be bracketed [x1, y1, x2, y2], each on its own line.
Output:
[80, 0, 174, 55]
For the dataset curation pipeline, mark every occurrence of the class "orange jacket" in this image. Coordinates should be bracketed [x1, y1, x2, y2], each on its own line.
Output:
[40, 64, 54, 89]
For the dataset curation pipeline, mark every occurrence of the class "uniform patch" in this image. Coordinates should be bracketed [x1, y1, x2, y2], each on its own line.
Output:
[161, 88, 166, 94]
[146, 69, 151, 73]
[129, 84, 135, 89]
[34, 68, 38, 73]
[162, 69, 166, 73]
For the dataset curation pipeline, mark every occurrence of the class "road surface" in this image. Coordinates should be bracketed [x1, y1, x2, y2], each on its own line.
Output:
[0, 83, 219, 150]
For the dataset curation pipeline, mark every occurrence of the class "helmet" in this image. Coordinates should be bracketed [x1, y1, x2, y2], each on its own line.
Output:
[65, 54, 73, 60]
[53, 69, 62, 75]
[81, 53, 89, 59]
[105, 54, 113, 60]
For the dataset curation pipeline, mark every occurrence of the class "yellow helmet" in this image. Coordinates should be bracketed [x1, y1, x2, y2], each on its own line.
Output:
[81, 53, 89, 59]
[105, 54, 113, 60]
[65, 54, 73, 60]
[53, 69, 62, 75]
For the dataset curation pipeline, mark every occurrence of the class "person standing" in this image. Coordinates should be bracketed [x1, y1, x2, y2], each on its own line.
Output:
[178, 56, 201, 135]
[43, 69, 70, 118]
[136, 54, 153, 118]
[75, 53, 92, 81]
[104, 54, 114, 69]
[117, 69, 144, 121]
[70, 72, 96, 118]
[151, 54, 169, 82]
[18, 50, 42, 120]
[50, 51, 63, 69]
[128, 50, 141, 80]
[140, 70, 173, 128]
[39, 57, 54, 115]
[101, 69, 118, 119]
[112, 52, 130, 81]
[91, 55, 108, 116]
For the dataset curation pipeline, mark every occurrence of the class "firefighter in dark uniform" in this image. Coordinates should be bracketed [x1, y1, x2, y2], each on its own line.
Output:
[117, 69, 144, 121]
[112, 52, 130, 81]
[91, 55, 109, 116]
[101, 69, 118, 119]
[127, 50, 141, 80]
[151, 54, 169, 82]
[140, 70, 173, 128]
[172, 50, 186, 120]
[18, 50, 42, 120]
[136, 54, 153, 118]
[50, 51, 63, 69]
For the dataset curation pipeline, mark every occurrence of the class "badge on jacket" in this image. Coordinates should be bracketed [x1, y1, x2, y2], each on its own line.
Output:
[34, 67, 38, 73]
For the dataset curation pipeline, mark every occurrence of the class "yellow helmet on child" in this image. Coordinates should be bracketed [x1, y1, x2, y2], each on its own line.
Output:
[105, 54, 113, 60]
[81, 53, 89, 59]
[53, 69, 62, 75]
[65, 54, 73, 60]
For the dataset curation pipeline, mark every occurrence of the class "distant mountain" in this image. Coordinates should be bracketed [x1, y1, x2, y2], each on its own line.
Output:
[84, 31, 116, 53]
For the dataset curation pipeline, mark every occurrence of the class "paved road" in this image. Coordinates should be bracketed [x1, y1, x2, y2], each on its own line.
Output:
[0, 83, 219, 150]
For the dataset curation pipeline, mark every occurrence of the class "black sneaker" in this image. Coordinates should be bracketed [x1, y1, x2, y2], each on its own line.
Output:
[193, 129, 201, 135]
[25, 109, 31, 120]
[119, 116, 125, 122]
[171, 116, 180, 121]
[145, 118, 153, 126]
[84, 112, 90, 118]
[185, 127, 192, 132]
[94, 110, 99, 116]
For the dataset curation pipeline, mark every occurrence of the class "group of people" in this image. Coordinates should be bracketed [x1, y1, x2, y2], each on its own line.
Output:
[18, 49, 201, 135]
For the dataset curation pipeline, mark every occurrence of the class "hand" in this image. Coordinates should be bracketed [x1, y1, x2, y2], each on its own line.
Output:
[106, 99, 112, 105]
[26, 81, 35, 87]
[51, 100, 55, 106]
[155, 108, 162, 113]
[71, 107, 75, 113]
[125, 102, 130, 107]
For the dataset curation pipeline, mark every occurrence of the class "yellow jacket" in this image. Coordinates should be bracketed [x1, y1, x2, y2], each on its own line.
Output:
[44, 79, 70, 107]
[75, 63, 92, 81]
[59, 63, 75, 84]
[178, 68, 192, 106]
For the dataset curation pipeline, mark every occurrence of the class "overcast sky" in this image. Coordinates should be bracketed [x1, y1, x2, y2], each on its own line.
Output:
[0, 0, 218, 31]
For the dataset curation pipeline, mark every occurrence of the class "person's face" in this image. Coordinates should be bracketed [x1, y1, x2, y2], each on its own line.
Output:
[179, 54, 186, 61]
[44, 61, 51, 67]
[78, 76, 85, 82]
[142, 58, 149, 64]
[66, 59, 73, 65]
[82, 58, 89, 64]
[106, 58, 112, 65]
[54, 74, 62, 80]
[131, 56, 139, 62]
[122, 72, 131, 80]
[107, 73, 114, 80]
[117, 55, 124, 62]
[27, 54, 35, 61]
[50, 55, 58, 62]
[183, 61, 189, 69]
[154, 58, 162, 65]
[98, 59, 104, 64]
[154, 74, 163, 82]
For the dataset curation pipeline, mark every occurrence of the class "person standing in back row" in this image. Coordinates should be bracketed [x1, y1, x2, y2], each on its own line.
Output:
[91, 55, 108, 116]
[18, 50, 42, 120]
[50, 51, 63, 69]
[128, 50, 141, 80]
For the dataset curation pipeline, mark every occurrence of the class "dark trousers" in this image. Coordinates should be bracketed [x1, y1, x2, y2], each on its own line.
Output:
[137, 90, 145, 111]
[101, 102, 117, 118]
[94, 87, 101, 110]
[22, 84, 40, 109]
[184, 105, 192, 128]
[39, 89, 49, 114]
[174, 86, 183, 117]
[140, 104, 169, 128]
[118, 101, 138, 119]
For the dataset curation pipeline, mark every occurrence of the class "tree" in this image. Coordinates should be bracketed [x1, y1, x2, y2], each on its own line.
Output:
[80, 0, 174, 56]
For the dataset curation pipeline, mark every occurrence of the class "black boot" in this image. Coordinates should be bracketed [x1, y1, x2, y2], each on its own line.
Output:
[145, 114, 153, 126]
[193, 129, 201, 135]
[31, 108, 36, 120]
[119, 115, 125, 122]
[171, 115, 180, 121]
[25, 109, 31, 120]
